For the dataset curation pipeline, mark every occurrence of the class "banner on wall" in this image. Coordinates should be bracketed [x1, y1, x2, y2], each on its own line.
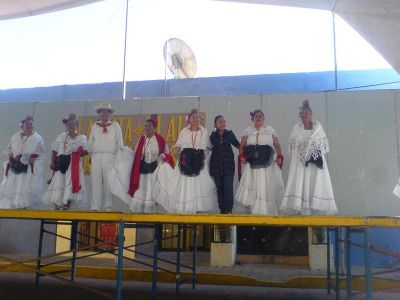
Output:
[77, 112, 205, 173]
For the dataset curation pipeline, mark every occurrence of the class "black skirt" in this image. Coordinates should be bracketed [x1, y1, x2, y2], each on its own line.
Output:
[140, 160, 158, 174]
[56, 155, 71, 174]
[10, 160, 28, 174]
[244, 145, 275, 169]
[305, 151, 323, 169]
[179, 148, 205, 177]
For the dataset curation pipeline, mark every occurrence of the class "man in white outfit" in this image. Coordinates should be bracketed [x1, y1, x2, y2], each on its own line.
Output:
[88, 103, 124, 210]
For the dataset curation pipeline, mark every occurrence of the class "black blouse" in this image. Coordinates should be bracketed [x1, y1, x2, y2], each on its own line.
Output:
[209, 129, 240, 176]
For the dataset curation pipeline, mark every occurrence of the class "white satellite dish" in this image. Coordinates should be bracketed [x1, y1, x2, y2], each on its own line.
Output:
[163, 38, 197, 79]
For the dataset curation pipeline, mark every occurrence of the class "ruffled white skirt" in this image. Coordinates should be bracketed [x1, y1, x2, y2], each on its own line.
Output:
[0, 160, 44, 209]
[280, 154, 337, 215]
[108, 146, 160, 213]
[152, 162, 218, 213]
[42, 162, 86, 209]
[235, 162, 284, 215]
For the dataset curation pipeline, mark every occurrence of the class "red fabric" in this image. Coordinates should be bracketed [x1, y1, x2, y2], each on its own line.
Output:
[277, 154, 284, 170]
[29, 154, 38, 173]
[163, 153, 175, 167]
[154, 133, 175, 168]
[128, 133, 173, 197]
[128, 136, 146, 197]
[5, 162, 10, 177]
[96, 122, 111, 133]
[71, 146, 84, 193]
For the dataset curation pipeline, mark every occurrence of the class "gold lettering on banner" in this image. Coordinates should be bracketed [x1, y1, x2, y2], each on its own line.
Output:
[124, 116, 133, 148]
[165, 116, 176, 142]
[78, 112, 205, 174]
[157, 115, 161, 135]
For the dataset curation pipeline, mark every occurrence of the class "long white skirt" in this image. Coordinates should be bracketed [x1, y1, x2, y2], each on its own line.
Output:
[280, 155, 337, 215]
[108, 146, 134, 206]
[108, 147, 159, 213]
[235, 162, 284, 215]
[0, 161, 44, 209]
[152, 162, 218, 213]
[130, 174, 157, 213]
[42, 163, 86, 209]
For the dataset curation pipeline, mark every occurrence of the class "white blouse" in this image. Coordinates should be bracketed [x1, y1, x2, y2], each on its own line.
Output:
[139, 135, 169, 164]
[4, 131, 44, 164]
[242, 126, 277, 147]
[51, 132, 88, 156]
[175, 126, 210, 150]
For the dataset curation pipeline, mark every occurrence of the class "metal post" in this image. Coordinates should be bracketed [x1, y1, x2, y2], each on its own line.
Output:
[35, 220, 45, 291]
[151, 224, 160, 300]
[335, 227, 340, 300]
[364, 228, 372, 300]
[116, 222, 125, 300]
[327, 227, 331, 295]
[176, 225, 182, 299]
[192, 225, 197, 290]
[345, 227, 352, 300]
[122, 0, 129, 100]
[70, 221, 78, 282]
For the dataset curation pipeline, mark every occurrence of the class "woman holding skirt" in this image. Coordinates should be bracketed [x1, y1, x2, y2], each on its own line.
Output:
[109, 115, 173, 212]
[235, 110, 283, 215]
[280, 100, 338, 215]
[235, 110, 284, 215]
[0, 116, 45, 209]
[153, 109, 217, 213]
[43, 114, 88, 210]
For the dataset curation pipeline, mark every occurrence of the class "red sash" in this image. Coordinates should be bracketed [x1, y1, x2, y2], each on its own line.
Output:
[128, 134, 174, 197]
[71, 146, 84, 193]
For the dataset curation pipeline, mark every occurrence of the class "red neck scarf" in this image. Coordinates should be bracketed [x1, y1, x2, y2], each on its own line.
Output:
[128, 133, 173, 197]
[96, 121, 112, 133]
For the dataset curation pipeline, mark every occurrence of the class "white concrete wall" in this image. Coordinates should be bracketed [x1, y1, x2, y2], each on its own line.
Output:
[1, 90, 400, 253]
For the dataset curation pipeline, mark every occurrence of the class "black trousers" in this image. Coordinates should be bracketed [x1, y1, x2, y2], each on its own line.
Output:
[213, 174, 234, 213]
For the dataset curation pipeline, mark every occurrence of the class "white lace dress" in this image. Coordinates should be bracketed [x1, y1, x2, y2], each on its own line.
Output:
[280, 121, 337, 215]
[235, 126, 284, 215]
[0, 131, 45, 209]
[152, 126, 218, 213]
[43, 132, 88, 209]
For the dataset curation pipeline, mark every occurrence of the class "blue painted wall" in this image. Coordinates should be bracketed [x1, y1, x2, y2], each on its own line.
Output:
[1, 69, 399, 103]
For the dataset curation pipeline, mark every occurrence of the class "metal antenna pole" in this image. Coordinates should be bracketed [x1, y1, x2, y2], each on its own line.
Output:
[122, 0, 130, 100]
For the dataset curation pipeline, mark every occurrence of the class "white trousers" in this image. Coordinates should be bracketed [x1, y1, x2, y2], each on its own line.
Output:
[90, 152, 114, 210]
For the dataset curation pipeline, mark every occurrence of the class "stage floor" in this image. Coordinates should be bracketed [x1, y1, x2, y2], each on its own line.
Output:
[0, 209, 399, 227]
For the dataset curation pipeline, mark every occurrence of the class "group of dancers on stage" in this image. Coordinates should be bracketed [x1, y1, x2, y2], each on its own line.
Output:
[0, 100, 339, 215]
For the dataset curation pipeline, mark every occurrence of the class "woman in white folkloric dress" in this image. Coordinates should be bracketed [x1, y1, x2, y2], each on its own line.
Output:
[280, 100, 338, 215]
[109, 115, 173, 212]
[235, 110, 284, 215]
[153, 109, 217, 213]
[0, 116, 45, 209]
[43, 114, 88, 210]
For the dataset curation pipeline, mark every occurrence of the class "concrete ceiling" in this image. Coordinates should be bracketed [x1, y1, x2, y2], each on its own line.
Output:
[1, 0, 399, 74]
[218, 0, 400, 74]
[0, 0, 102, 20]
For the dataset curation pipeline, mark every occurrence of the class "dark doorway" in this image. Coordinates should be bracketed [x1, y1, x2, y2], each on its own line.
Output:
[237, 226, 308, 256]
